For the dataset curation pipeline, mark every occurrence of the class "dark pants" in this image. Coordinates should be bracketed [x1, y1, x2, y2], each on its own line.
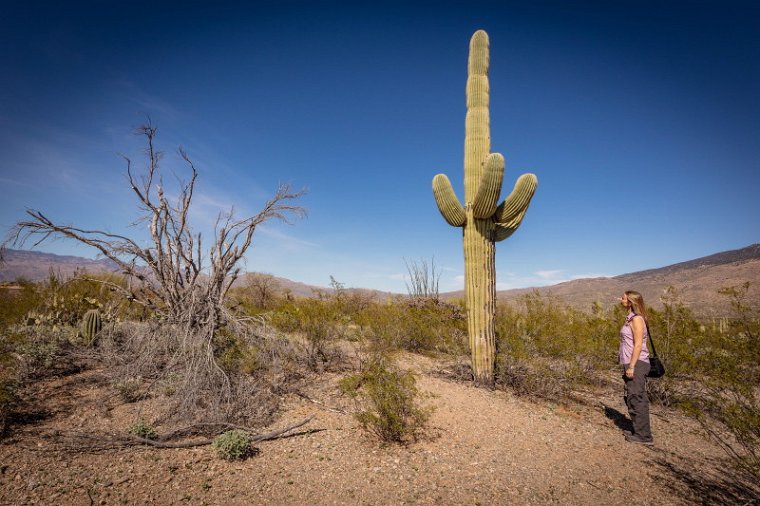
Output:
[623, 360, 652, 440]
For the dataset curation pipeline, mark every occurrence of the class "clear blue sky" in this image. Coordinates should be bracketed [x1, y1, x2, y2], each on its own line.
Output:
[1, 1, 758, 293]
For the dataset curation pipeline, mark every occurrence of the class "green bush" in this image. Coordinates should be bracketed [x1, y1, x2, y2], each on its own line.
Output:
[0, 280, 43, 331]
[270, 298, 342, 370]
[212, 429, 254, 460]
[0, 358, 19, 435]
[340, 355, 432, 443]
[128, 418, 157, 440]
[215, 330, 261, 375]
[114, 377, 142, 403]
[354, 298, 466, 355]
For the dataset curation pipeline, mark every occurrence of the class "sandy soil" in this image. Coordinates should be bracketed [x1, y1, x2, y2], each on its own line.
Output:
[1, 353, 756, 506]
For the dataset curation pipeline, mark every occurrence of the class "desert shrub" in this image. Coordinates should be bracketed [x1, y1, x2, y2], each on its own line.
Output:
[0, 346, 20, 435]
[0, 280, 43, 330]
[494, 354, 578, 400]
[494, 294, 621, 399]
[0, 324, 79, 436]
[340, 354, 432, 443]
[95, 320, 291, 426]
[128, 418, 157, 440]
[227, 272, 283, 315]
[212, 429, 254, 460]
[354, 298, 466, 355]
[270, 298, 343, 371]
[216, 332, 261, 375]
[114, 377, 143, 403]
[673, 283, 760, 478]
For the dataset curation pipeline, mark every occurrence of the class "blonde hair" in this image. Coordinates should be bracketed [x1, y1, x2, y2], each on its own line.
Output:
[625, 290, 648, 320]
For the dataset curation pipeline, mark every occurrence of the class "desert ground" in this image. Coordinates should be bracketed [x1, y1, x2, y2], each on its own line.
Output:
[1, 352, 755, 506]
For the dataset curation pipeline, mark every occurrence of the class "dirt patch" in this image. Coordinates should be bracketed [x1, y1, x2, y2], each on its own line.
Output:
[1, 353, 756, 505]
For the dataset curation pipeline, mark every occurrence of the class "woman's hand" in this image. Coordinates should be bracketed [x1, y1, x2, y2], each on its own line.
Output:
[626, 366, 635, 379]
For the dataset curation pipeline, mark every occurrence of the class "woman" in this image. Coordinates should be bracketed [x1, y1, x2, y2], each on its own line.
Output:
[618, 290, 653, 445]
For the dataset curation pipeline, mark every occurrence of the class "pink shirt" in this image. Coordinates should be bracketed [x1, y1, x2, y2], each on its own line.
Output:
[619, 312, 650, 365]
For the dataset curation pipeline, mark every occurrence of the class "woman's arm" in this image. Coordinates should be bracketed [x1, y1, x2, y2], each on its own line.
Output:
[627, 315, 645, 378]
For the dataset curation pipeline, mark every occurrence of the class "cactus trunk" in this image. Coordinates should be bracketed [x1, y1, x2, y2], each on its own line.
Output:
[432, 30, 538, 385]
[464, 209, 497, 384]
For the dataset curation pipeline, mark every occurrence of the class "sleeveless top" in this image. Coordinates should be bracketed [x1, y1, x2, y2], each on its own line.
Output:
[619, 312, 650, 365]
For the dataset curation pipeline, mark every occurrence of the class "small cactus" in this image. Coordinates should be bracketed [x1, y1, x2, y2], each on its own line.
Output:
[81, 309, 102, 344]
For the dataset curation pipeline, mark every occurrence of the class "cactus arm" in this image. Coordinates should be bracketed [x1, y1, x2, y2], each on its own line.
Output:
[494, 173, 538, 224]
[494, 207, 529, 242]
[472, 153, 505, 219]
[433, 173, 466, 227]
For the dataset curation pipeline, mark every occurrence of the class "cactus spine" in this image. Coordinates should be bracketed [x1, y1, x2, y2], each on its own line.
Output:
[433, 30, 538, 385]
[81, 309, 102, 344]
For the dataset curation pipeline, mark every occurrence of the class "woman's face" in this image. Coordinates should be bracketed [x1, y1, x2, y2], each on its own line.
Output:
[618, 294, 630, 309]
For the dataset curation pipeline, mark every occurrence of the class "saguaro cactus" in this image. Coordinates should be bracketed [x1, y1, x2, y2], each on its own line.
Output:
[432, 30, 538, 385]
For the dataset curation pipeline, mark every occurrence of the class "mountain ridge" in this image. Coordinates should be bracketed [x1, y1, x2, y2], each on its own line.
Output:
[2, 244, 759, 316]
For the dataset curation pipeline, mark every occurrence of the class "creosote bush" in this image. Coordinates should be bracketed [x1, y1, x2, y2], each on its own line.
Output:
[340, 354, 432, 443]
[212, 429, 254, 461]
[355, 298, 467, 355]
[128, 418, 157, 440]
[273, 298, 342, 371]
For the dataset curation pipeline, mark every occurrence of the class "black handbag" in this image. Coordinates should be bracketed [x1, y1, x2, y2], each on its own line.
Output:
[645, 322, 666, 378]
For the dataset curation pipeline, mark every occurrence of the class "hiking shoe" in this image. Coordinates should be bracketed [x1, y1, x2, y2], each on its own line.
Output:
[625, 434, 654, 445]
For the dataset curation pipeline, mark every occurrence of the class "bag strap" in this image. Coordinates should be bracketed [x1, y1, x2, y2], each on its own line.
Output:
[643, 320, 659, 358]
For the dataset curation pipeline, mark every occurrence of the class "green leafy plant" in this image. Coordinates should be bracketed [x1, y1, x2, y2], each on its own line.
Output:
[340, 355, 432, 443]
[271, 298, 342, 371]
[212, 429, 254, 461]
[128, 418, 157, 440]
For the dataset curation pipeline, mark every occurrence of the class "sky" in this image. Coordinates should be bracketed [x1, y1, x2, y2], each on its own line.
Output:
[1, 0, 758, 293]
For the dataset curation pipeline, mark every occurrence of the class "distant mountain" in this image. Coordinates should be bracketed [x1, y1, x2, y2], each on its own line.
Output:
[0, 249, 119, 282]
[0, 248, 393, 301]
[488, 244, 760, 317]
[2, 245, 758, 316]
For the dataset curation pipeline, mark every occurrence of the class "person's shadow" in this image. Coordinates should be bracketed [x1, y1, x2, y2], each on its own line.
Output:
[601, 404, 633, 433]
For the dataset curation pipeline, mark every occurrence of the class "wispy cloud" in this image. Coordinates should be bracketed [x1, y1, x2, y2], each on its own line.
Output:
[256, 224, 318, 250]
[535, 270, 563, 280]
[495, 270, 566, 290]
[570, 273, 612, 280]
[450, 274, 465, 289]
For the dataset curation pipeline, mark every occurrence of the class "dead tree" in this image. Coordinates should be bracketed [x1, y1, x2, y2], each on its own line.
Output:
[404, 257, 442, 302]
[4, 125, 305, 416]
[8, 125, 304, 328]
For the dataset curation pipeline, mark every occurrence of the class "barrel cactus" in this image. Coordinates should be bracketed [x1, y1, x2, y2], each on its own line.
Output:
[81, 309, 103, 344]
[432, 30, 538, 385]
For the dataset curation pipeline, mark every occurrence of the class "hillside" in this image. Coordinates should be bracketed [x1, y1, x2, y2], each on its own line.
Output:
[0, 249, 392, 300]
[0, 249, 119, 282]
[3, 245, 759, 316]
[442, 244, 760, 317]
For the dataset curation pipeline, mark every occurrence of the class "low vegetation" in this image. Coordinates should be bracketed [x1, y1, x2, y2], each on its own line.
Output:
[340, 353, 432, 443]
[1, 269, 757, 481]
[212, 430, 254, 461]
